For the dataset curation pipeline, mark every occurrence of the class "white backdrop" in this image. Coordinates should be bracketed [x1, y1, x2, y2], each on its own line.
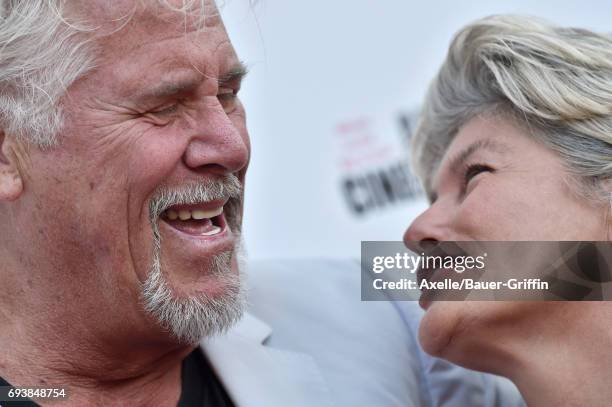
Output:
[220, 1, 612, 260]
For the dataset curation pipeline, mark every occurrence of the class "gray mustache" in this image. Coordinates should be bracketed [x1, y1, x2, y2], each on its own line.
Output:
[148, 174, 242, 223]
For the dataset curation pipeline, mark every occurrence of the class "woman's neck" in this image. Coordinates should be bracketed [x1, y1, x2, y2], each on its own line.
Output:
[502, 303, 612, 406]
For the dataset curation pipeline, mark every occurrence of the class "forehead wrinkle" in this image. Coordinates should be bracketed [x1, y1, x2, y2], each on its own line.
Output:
[135, 36, 240, 84]
[185, 37, 238, 79]
[91, 6, 228, 71]
[103, 0, 215, 34]
[88, 7, 238, 84]
[110, 45, 215, 99]
[102, 32, 213, 71]
[119, 64, 201, 103]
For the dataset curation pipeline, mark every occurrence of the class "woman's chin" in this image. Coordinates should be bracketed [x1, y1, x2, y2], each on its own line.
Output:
[418, 301, 536, 374]
[417, 301, 464, 358]
[418, 301, 498, 368]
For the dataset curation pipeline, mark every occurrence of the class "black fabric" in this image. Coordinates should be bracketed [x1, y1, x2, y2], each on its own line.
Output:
[0, 348, 234, 407]
[177, 348, 235, 407]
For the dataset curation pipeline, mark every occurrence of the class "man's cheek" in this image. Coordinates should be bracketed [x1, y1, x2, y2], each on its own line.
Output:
[83, 117, 157, 164]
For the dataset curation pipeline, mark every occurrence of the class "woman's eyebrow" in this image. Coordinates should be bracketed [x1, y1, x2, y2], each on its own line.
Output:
[428, 139, 509, 203]
[448, 139, 509, 174]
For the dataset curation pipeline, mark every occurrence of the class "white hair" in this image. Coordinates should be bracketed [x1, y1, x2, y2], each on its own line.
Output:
[413, 15, 612, 203]
[143, 174, 246, 344]
[0, 1, 95, 147]
[0, 0, 219, 147]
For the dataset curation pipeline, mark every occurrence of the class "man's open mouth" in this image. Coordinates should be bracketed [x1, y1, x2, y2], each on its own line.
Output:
[161, 200, 227, 237]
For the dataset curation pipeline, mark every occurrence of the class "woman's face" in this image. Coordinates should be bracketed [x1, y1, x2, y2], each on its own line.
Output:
[403, 114, 609, 368]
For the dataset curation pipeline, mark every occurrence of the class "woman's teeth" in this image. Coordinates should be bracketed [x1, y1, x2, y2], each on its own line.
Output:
[165, 206, 223, 221]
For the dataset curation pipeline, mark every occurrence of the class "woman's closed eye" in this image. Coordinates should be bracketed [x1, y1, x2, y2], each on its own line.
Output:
[461, 163, 494, 195]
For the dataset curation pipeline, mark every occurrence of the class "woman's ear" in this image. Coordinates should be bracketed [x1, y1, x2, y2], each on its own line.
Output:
[0, 131, 24, 201]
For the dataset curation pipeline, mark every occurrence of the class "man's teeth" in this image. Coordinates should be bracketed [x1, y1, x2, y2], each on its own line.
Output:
[165, 206, 223, 221]
[201, 226, 222, 236]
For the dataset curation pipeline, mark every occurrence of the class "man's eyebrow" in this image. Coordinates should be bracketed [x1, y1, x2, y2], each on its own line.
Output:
[132, 62, 248, 102]
[218, 61, 249, 87]
[134, 77, 201, 102]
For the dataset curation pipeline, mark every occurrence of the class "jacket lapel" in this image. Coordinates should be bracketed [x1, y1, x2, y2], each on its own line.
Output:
[201, 313, 334, 407]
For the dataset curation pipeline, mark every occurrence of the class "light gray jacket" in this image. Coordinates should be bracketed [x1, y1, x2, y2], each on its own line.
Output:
[201, 259, 525, 407]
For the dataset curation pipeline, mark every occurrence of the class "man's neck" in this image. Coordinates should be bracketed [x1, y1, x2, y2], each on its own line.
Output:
[0, 311, 195, 406]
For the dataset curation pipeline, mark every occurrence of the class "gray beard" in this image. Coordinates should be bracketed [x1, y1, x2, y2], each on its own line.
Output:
[141, 238, 246, 345]
[141, 177, 246, 345]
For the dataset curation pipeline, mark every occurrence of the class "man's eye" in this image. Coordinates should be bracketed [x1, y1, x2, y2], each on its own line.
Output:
[150, 103, 179, 116]
[142, 103, 179, 126]
[461, 163, 493, 193]
[218, 88, 239, 112]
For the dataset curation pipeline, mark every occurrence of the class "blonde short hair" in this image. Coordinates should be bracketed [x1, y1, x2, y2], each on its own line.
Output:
[412, 15, 612, 202]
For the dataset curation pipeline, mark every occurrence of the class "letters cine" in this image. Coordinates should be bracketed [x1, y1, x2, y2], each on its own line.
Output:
[342, 162, 422, 216]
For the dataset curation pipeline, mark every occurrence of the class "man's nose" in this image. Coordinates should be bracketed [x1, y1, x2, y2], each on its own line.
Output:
[403, 204, 451, 250]
[182, 98, 249, 175]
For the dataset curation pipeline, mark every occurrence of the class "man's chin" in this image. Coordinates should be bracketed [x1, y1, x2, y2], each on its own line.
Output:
[161, 254, 241, 298]
[142, 247, 246, 344]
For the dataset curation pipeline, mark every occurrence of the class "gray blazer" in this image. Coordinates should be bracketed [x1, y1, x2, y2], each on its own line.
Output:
[201, 259, 525, 407]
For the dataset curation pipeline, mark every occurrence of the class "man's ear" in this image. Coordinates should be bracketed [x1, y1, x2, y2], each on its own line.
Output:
[0, 130, 24, 201]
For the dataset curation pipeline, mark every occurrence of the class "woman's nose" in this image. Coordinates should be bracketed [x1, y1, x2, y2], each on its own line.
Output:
[403, 204, 451, 249]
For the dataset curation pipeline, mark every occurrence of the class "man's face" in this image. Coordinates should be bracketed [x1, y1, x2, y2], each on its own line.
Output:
[14, 1, 250, 344]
